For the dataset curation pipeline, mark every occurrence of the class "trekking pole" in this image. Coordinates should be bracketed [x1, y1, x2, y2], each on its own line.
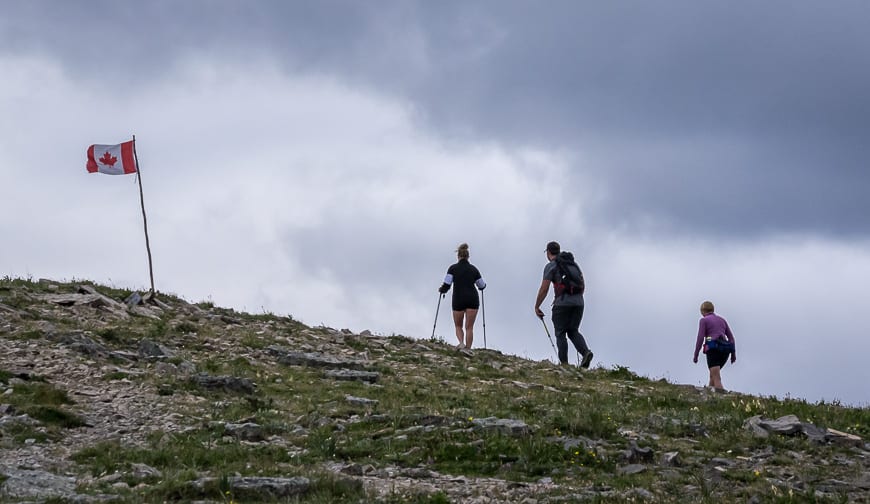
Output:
[431, 294, 443, 339]
[538, 315, 558, 361]
[481, 289, 487, 349]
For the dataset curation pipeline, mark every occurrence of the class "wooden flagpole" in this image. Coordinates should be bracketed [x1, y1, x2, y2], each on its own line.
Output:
[132, 135, 155, 295]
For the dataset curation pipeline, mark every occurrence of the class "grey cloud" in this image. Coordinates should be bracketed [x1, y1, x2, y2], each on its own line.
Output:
[6, 1, 869, 236]
[0, 1, 399, 84]
[404, 3, 870, 237]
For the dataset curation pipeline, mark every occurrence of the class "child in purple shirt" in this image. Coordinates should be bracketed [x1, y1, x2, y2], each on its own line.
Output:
[693, 301, 736, 391]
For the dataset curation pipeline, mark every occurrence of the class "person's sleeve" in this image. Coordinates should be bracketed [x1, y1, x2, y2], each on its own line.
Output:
[438, 272, 453, 294]
[693, 318, 705, 360]
[543, 262, 554, 280]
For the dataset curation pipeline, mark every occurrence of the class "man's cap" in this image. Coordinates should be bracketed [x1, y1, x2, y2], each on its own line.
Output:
[546, 241, 560, 254]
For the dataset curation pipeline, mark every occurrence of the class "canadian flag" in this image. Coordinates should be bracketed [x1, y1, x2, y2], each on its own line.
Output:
[86, 141, 138, 175]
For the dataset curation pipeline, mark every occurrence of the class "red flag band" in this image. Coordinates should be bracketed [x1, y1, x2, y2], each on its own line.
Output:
[86, 141, 137, 175]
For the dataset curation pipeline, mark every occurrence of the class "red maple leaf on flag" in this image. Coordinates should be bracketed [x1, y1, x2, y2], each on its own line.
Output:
[99, 151, 118, 166]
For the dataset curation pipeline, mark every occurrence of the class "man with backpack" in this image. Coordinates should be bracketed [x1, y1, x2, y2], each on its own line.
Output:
[534, 241, 594, 368]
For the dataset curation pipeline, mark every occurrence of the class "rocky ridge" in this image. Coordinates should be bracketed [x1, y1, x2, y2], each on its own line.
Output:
[0, 279, 868, 503]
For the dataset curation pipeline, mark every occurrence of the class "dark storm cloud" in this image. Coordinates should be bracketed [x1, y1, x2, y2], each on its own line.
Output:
[4, 1, 869, 236]
[405, 2, 870, 237]
[0, 0, 396, 83]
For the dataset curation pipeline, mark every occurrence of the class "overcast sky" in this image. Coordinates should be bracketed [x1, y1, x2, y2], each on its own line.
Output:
[2, 1, 868, 406]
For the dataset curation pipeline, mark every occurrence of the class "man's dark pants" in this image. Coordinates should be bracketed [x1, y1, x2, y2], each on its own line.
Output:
[552, 304, 589, 364]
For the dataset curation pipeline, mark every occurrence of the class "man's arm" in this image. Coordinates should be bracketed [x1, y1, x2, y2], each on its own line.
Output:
[534, 279, 550, 318]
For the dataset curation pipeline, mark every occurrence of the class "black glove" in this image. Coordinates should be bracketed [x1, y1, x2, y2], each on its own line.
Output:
[438, 284, 450, 294]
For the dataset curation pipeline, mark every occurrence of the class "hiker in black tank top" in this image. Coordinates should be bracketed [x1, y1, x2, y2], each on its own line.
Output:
[438, 243, 486, 349]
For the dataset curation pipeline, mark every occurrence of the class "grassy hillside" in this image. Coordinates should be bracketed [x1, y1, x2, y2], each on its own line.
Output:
[0, 277, 868, 503]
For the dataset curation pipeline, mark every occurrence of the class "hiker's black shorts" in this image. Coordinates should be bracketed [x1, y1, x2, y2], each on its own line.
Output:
[451, 286, 480, 311]
[706, 348, 730, 369]
[452, 295, 479, 312]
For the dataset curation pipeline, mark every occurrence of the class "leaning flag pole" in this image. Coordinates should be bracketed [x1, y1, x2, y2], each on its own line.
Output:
[132, 135, 155, 295]
[86, 136, 155, 295]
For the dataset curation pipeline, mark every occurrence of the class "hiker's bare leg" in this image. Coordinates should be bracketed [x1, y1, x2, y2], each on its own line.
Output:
[452, 311, 465, 346]
[464, 309, 478, 348]
[709, 366, 723, 389]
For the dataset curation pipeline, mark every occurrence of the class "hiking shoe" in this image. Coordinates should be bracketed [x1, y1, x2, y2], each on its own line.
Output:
[580, 351, 594, 369]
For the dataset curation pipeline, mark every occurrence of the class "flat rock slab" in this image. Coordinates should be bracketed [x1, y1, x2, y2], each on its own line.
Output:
[223, 422, 266, 441]
[230, 476, 310, 498]
[47, 331, 134, 361]
[825, 428, 864, 447]
[325, 369, 379, 383]
[617, 464, 647, 475]
[758, 414, 803, 434]
[745, 415, 865, 446]
[190, 373, 256, 394]
[193, 476, 310, 500]
[546, 435, 597, 451]
[42, 293, 105, 307]
[0, 467, 77, 500]
[268, 346, 369, 370]
[42, 285, 130, 319]
[472, 417, 531, 436]
[139, 338, 176, 359]
[346, 395, 379, 406]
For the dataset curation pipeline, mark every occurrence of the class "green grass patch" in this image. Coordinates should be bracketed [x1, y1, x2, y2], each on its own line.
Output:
[2, 422, 53, 444]
[72, 430, 297, 477]
[13, 329, 43, 340]
[94, 326, 138, 344]
[9, 382, 73, 406]
[146, 319, 169, 339]
[26, 405, 86, 427]
[173, 320, 199, 334]
[4, 381, 85, 428]
[378, 491, 451, 504]
[605, 365, 650, 382]
[102, 371, 132, 381]
[240, 332, 271, 350]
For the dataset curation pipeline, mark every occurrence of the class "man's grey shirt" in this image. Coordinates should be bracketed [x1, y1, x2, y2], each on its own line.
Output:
[543, 261, 584, 307]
